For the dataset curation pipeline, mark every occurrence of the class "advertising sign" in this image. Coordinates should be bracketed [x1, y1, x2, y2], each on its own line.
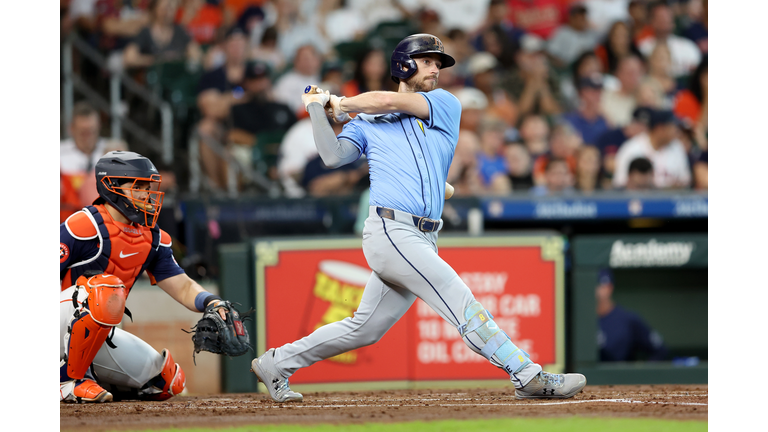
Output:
[255, 236, 564, 387]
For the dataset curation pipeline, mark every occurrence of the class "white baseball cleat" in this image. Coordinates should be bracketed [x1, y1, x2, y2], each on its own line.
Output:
[515, 371, 587, 399]
[251, 349, 303, 403]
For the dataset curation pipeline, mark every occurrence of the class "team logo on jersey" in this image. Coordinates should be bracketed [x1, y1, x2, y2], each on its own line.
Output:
[60, 243, 70, 263]
[417, 120, 425, 135]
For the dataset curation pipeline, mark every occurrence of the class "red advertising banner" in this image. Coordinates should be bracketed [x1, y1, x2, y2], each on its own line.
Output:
[255, 237, 563, 386]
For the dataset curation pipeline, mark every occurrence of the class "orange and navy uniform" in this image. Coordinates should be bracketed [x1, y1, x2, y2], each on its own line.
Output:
[60, 205, 184, 291]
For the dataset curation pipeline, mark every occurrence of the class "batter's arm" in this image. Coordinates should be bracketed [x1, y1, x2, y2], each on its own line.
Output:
[307, 102, 361, 169]
[339, 91, 430, 120]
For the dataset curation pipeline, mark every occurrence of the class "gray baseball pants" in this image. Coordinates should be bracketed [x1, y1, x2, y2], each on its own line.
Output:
[272, 206, 542, 387]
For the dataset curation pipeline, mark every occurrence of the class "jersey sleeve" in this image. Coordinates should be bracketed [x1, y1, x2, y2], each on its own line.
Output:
[337, 118, 369, 154]
[145, 236, 185, 284]
[419, 88, 461, 144]
[60, 221, 99, 276]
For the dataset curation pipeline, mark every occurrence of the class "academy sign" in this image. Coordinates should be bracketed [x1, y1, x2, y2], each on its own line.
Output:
[609, 239, 695, 268]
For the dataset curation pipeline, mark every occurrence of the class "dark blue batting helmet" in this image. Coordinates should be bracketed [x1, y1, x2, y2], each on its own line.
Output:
[390, 33, 456, 84]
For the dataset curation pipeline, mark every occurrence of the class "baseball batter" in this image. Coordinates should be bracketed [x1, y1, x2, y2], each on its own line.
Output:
[251, 34, 586, 402]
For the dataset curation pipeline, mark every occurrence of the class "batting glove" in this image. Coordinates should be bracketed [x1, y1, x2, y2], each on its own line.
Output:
[302, 85, 331, 112]
[328, 95, 352, 123]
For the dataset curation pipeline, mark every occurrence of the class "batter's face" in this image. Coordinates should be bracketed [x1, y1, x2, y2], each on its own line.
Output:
[403, 54, 442, 92]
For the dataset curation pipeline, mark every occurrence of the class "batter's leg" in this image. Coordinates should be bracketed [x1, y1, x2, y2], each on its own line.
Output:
[366, 216, 545, 388]
[271, 271, 417, 377]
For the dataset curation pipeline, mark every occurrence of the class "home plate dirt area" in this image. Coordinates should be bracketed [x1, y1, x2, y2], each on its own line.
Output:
[60, 384, 708, 431]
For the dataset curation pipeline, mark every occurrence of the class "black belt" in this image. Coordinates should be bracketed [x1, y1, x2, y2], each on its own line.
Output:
[376, 207, 440, 232]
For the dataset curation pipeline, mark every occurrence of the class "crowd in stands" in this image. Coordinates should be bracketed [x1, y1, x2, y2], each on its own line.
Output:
[61, 0, 708, 210]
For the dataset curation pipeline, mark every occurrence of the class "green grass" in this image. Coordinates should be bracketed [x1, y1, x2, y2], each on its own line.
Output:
[117, 417, 707, 432]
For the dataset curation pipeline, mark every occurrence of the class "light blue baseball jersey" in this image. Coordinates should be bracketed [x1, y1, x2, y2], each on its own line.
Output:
[338, 88, 461, 221]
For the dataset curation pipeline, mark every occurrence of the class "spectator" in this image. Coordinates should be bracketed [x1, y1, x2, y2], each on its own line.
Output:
[95, 0, 150, 55]
[625, 157, 655, 191]
[61, 173, 83, 224]
[228, 61, 298, 180]
[454, 87, 489, 135]
[595, 20, 643, 74]
[692, 149, 707, 190]
[447, 131, 485, 196]
[466, 52, 518, 127]
[476, 118, 513, 194]
[596, 268, 668, 362]
[547, 4, 600, 69]
[196, 26, 250, 190]
[319, 61, 346, 99]
[471, 0, 525, 62]
[476, 24, 519, 71]
[318, 0, 367, 45]
[562, 73, 610, 146]
[612, 109, 691, 189]
[502, 34, 564, 117]
[421, 0, 490, 35]
[277, 117, 320, 198]
[673, 56, 707, 147]
[302, 148, 369, 197]
[506, 0, 566, 40]
[583, 0, 631, 38]
[251, 26, 286, 74]
[682, 0, 707, 54]
[574, 144, 602, 193]
[532, 122, 580, 185]
[271, 0, 330, 61]
[644, 42, 677, 107]
[122, 0, 202, 70]
[273, 44, 323, 118]
[601, 55, 644, 127]
[66, 0, 100, 36]
[176, 0, 223, 46]
[504, 142, 535, 191]
[61, 102, 107, 201]
[628, 0, 652, 43]
[530, 158, 575, 196]
[596, 106, 652, 187]
[341, 49, 393, 98]
[518, 113, 551, 158]
[637, 1, 701, 78]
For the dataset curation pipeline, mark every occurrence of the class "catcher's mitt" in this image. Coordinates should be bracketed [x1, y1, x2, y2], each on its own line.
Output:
[184, 300, 252, 363]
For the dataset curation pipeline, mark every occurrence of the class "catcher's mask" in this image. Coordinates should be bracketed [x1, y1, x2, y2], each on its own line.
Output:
[94, 151, 164, 228]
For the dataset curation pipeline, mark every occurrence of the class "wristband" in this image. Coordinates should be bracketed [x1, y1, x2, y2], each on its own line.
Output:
[195, 292, 222, 312]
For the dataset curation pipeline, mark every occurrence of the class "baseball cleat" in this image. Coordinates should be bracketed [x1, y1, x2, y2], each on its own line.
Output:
[251, 349, 303, 403]
[515, 371, 586, 399]
[61, 379, 113, 403]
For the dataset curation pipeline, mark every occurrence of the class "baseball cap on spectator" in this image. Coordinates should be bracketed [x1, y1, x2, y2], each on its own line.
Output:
[631, 107, 653, 126]
[578, 73, 604, 90]
[520, 34, 546, 53]
[648, 109, 681, 129]
[244, 60, 271, 80]
[321, 60, 343, 79]
[569, 3, 588, 15]
[598, 268, 613, 285]
[455, 87, 489, 110]
[467, 52, 498, 76]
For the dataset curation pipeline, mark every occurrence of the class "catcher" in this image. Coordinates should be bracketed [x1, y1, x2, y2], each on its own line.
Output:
[60, 151, 250, 403]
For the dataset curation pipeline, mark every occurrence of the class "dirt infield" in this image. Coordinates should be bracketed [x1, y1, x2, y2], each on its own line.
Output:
[60, 384, 707, 431]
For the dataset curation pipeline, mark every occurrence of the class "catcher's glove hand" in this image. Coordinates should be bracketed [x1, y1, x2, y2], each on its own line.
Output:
[184, 300, 252, 363]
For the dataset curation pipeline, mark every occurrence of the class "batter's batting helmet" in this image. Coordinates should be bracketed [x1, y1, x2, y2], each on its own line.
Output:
[94, 151, 164, 228]
[390, 33, 456, 84]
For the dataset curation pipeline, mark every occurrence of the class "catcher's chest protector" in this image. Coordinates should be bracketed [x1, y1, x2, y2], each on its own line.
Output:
[62, 205, 160, 291]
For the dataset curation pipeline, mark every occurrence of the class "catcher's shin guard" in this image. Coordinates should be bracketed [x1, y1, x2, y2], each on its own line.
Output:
[139, 349, 186, 401]
[64, 274, 128, 380]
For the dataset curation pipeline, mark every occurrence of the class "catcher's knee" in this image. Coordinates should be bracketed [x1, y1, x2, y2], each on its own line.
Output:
[457, 301, 532, 374]
[63, 274, 128, 381]
[139, 349, 186, 401]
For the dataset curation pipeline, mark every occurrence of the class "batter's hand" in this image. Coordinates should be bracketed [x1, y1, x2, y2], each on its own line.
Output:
[328, 95, 352, 123]
[302, 85, 330, 112]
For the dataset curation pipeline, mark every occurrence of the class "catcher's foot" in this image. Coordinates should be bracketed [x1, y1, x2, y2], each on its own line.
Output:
[251, 349, 303, 403]
[515, 371, 586, 399]
[61, 379, 113, 403]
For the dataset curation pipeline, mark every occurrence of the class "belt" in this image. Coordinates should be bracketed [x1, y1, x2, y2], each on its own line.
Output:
[376, 206, 441, 233]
